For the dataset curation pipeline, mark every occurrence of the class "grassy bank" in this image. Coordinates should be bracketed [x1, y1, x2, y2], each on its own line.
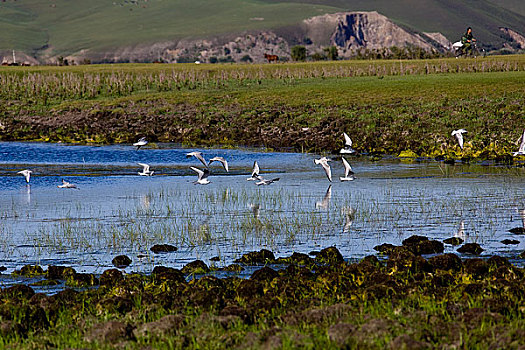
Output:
[0, 242, 524, 349]
[0, 56, 524, 159]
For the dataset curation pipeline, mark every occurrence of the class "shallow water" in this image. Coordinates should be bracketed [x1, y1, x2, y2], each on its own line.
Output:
[1, 142, 524, 291]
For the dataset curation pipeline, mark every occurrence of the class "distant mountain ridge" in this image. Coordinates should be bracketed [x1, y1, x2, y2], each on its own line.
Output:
[0, 0, 523, 64]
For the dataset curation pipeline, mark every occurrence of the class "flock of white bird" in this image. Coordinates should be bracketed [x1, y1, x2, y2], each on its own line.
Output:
[15, 129, 525, 187]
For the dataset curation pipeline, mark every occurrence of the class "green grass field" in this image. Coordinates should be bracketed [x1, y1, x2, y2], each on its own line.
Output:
[0, 56, 524, 158]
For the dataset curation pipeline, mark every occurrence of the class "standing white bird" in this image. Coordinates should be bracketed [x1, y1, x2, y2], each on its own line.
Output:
[255, 177, 280, 186]
[512, 129, 525, 156]
[340, 157, 355, 181]
[133, 137, 148, 150]
[315, 185, 332, 209]
[314, 157, 332, 182]
[208, 157, 229, 172]
[58, 180, 78, 189]
[186, 151, 208, 168]
[138, 163, 154, 176]
[451, 129, 467, 150]
[17, 169, 32, 183]
[340, 132, 356, 154]
[190, 167, 210, 185]
[247, 161, 261, 181]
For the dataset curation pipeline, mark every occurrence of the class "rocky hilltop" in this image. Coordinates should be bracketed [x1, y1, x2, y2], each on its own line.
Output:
[78, 11, 449, 64]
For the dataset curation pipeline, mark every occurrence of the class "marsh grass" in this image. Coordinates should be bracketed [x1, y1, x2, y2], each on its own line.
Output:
[0, 170, 518, 271]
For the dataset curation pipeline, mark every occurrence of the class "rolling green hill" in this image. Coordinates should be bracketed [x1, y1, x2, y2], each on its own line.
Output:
[0, 0, 523, 60]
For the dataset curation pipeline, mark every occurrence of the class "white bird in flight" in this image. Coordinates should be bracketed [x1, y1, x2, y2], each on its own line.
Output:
[208, 157, 229, 172]
[340, 157, 355, 182]
[186, 151, 208, 168]
[17, 169, 32, 183]
[190, 166, 210, 185]
[138, 163, 154, 176]
[58, 179, 78, 189]
[451, 129, 467, 150]
[133, 137, 148, 150]
[247, 161, 261, 181]
[512, 129, 525, 156]
[340, 132, 356, 154]
[314, 157, 332, 182]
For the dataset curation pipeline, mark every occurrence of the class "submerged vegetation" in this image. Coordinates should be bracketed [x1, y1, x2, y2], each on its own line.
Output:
[0, 56, 524, 159]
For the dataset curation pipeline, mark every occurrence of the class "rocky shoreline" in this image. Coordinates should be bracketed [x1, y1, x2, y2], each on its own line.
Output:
[1, 236, 524, 348]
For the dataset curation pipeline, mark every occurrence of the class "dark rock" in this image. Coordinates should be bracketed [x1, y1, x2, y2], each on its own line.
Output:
[1, 284, 35, 300]
[402, 235, 428, 246]
[428, 254, 462, 271]
[509, 227, 525, 235]
[520, 251, 525, 259]
[361, 255, 381, 267]
[46, 266, 76, 280]
[315, 246, 344, 264]
[50, 289, 79, 306]
[112, 255, 132, 268]
[85, 321, 134, 344]
[500, 239, 520, 245]
[457, 243, 484, 255]
[0, 266, 6, 272]
[14, 265, 44, 277]
[194, 276, 224, 290]
[97, 296, 134, 315]
[210, 256, 220, 262]
[152, 266, 186, 283]
[235, 249, 276, 265]
[222, 264, 244, 272]
[389, 334, 431, 349]
[26, 305, 49, 330]
[133, 314, 185, 338]
[276, 252, 314, 266]
[463, 258, 489, 278]
[236, 280, 263, 299]
[150, 244, 178, 253]
[443, 237, 464, 246]
[327, 323, 357, 346]
[387, 247, 431, 273]
[308, 251, 320, 256]
[100, 269, 124, 286]
[250, 266, 278, 281]
[181, 260, 209, 274]
[66, 273, 99, 287]
[402, 235, 444, 255]
[487, 255, 511, 268]
[373, 243, 397, 254]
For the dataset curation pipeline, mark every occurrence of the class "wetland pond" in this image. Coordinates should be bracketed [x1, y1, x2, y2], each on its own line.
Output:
[1, 142, 524, 292]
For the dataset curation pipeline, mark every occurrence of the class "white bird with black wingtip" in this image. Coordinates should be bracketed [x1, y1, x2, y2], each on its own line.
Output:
[340, 157, 355, 181]
[451, 129, 467, 150]
[247, 161, 261, 181]
[186, 151, 208, 168]
[138, 163, 154, 176]
[314, 157, 332, 182]
[18, 169, 32, 183]
[208, 157, 229, 172]
[340, 132, 356, 154]
[133, 137, 148, 150]
[190, 167, 211, 185]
